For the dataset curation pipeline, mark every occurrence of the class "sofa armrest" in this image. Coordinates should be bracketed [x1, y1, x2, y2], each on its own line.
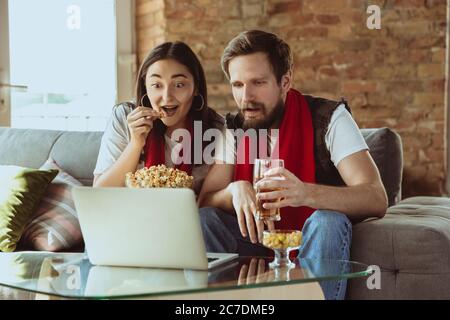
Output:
[361, 128, 403, 207]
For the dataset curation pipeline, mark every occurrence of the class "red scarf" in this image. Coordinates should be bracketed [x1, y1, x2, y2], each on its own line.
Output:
[144, 121, 193, 175]
[233, 89, 316, 230]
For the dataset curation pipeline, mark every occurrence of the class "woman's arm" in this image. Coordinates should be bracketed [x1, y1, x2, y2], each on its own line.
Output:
[93, 142, 142, 187]
[93, 105, 159, 187]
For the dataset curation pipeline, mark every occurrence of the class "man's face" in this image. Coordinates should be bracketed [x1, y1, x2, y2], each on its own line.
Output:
[228, 52, 289, 129]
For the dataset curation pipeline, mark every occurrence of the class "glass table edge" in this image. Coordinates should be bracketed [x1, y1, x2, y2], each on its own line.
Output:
[0, 259, 373, 300]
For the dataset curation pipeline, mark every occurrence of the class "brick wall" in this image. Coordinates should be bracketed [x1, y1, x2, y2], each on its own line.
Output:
[136, 0, 448, 198]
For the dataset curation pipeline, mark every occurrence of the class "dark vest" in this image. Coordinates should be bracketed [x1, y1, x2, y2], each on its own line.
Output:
[225, 95, 351, 187]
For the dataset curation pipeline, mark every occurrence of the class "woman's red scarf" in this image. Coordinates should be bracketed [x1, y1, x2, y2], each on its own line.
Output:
[144, 119, 194, 175]
[233, 89, 316, 230]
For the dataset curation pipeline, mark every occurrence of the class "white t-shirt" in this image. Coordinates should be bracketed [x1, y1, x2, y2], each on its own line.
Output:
[214, 104, 369, 167]
[93, 104, 210, 195]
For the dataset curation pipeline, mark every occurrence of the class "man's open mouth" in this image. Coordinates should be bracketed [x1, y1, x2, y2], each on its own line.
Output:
[243, 108, 261, 117]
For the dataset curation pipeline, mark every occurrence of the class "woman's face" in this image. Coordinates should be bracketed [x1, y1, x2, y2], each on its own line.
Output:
[145, 59, 195, 129]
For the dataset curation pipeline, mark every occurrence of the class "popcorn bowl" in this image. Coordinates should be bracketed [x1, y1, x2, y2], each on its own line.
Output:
[262, 230, 302, 268]
[125, 165, 193, 189]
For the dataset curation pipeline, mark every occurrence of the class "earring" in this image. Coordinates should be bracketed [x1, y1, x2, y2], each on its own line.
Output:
[140, 93, 149, 107]
[194, 94, 205, 111]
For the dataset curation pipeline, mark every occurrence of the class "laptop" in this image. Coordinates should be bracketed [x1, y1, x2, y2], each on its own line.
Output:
[84, 266, 209, 297]
[72, 187, 238, 270]
[84, 260, 240, 298]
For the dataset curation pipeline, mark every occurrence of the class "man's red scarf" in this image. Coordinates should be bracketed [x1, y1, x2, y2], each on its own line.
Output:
[233, 89, 316, 230]
[144, 121, 193, 175]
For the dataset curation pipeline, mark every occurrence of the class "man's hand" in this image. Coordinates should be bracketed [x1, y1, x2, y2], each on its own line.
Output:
[255, 167, 308, 210]
[238, 258, 268, 285]
[227, 181, 274, 243]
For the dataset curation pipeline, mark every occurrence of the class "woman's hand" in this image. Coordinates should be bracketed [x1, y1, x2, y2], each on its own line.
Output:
[255, 167, 308, 209]
[127, 106, 161, 148]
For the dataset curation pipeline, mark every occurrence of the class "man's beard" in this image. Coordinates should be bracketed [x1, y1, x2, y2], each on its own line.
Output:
[237, 99, 285, 130]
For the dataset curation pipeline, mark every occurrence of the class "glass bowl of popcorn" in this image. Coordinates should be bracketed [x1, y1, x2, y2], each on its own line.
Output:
[262, 230, 302, 268]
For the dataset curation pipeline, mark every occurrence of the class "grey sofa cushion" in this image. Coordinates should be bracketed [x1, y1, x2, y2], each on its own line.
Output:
[352, 201, 450, 272]
[349, 196, 450, 299]
[360, 128, 403, 207]
[385, 197, 450, 272]
[0, 128, 62, 168]
[0, 127, 102, 186]
[49, 131, 103, 186]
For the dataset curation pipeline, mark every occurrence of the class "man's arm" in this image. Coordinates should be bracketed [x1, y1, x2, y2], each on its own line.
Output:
[304, 150, 388, 219]
[257, 150, 388, 221]
[197, 162, 235, 211]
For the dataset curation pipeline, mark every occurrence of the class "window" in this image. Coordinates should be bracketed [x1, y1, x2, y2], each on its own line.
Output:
[2, 0, 135, 131]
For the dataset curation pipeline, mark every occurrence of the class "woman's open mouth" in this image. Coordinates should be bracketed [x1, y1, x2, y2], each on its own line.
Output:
[160, 105, 179, 117]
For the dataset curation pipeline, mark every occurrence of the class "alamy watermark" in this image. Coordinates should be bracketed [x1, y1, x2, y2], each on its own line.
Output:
[366, 265, 381, 290]
[169, 121, 279, 165]
[66, 4, 81, 30]
[66, 264, 81, 290]
[367, 5, 381, 30]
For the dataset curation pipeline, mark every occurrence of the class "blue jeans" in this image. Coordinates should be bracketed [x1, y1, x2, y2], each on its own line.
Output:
[298, 209, 352, 300]
[199, 207, 352, 300]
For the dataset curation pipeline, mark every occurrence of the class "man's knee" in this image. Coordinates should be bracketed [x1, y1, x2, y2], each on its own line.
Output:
[199, 207, 230, 216]
[199, 207, 238, 234]
[306, 210, 351, 230]
[199, 207, 238, 253]
[300, 210, 352, 260]
[199, 207, 223, 230]
[303, 210, 352, 244]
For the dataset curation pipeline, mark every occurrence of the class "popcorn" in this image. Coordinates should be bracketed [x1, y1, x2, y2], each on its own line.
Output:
[158, 111, 166, 118]
[263, 230, 302, 250]
[125, 164, 193, 189]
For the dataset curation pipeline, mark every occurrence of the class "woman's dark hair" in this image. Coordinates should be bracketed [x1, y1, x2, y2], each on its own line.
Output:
[135, 41, 219, 133]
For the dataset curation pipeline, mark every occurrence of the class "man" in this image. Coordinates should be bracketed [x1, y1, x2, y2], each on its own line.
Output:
[198, 30, 387, 300]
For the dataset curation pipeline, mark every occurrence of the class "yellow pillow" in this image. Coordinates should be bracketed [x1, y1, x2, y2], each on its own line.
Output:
[0, 166, 58, 252]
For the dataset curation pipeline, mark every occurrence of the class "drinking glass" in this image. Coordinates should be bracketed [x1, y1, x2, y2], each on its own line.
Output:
[253, 159, 284, 221]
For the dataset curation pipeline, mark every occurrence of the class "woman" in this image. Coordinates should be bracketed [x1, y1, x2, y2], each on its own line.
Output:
[93, 41, 224, 195]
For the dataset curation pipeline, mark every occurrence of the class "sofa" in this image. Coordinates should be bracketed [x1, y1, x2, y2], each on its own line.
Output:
[0, 126, 449, 299]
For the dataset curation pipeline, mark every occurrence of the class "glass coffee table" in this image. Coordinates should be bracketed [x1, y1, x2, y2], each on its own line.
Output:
[0, 252, 373, 300]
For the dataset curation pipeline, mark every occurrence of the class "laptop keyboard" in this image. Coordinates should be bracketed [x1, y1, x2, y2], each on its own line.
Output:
[207, 257, 219, 263]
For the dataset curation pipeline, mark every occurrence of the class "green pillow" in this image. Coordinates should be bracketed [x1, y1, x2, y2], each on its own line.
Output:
[0, 166, 58, 252]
